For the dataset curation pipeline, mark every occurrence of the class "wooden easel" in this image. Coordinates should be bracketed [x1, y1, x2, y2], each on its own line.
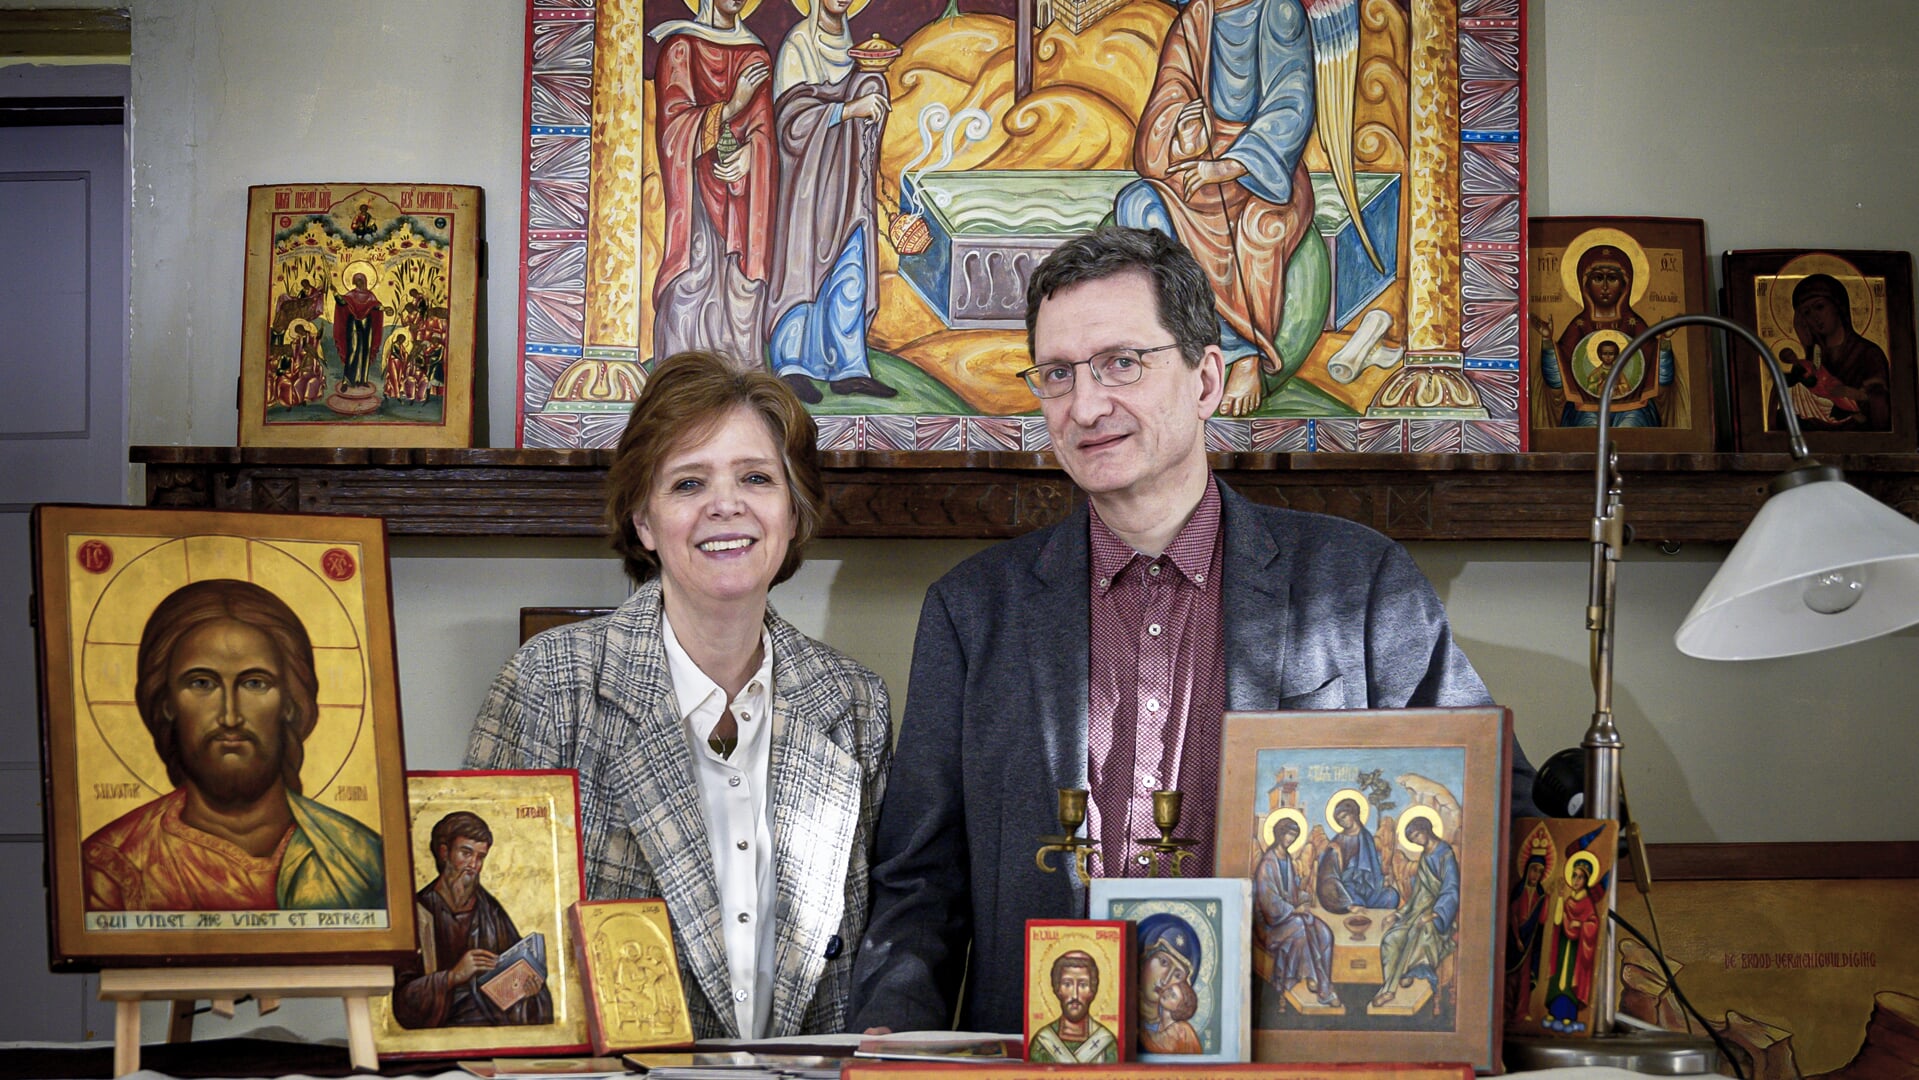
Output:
[96, 964, 392, 1077]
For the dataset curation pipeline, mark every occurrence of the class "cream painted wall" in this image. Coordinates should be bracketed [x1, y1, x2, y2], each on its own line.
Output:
[6, 0, 1917, 1041]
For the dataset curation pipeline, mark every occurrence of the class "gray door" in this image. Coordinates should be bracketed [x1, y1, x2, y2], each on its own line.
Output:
[0, 74, 129, 1041]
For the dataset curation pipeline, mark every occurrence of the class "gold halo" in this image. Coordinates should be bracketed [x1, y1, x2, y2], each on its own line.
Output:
[788, 0, 872, 18]
[76, 535, 369, 833]
[1516, 821, 1556, 881]
[1261, 807, 1309, 854]
[1765, 252, 1876, 352]
[1396, 805, 1444, 855]
[683, 0, 766, 20]
[1565, 850, 1601, 888]
[286, 318, 317, 339]
[336, 259, 380, 293]
[385, 327, 414, 356]
[1573, 328, 1639, 398]
[1324, 788, 1371, 832]
[1560, 227, 1650, 308]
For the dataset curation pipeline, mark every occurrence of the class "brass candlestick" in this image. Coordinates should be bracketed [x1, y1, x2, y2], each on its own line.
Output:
[1134, 789, 1200, 877]
[1035, 788, 1100, 884]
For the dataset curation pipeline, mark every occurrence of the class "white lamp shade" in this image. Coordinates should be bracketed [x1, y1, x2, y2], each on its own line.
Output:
[1676, 477, 1919, 660]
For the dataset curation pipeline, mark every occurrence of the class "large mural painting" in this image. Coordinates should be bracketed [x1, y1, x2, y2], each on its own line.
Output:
[516, 0, 1524, 452]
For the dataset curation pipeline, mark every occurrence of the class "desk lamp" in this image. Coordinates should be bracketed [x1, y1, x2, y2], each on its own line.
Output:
[1508, 313, 1919, 1073]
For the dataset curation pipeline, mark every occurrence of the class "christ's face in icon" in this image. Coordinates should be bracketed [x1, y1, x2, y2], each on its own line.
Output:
[1597, 342, 1619, 367]
[168, 618, 287, 806]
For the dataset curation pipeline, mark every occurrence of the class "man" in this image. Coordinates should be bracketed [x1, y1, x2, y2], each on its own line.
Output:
[81, 579, 386, 912]
[1116, 0, 1322, 416]
[392, 811, 555, 1028]
[1254, 816, 1337, 1010]
[850, 226, 1533, 1034]
[1371, 814, 1459, 1009]
[1026, 951, 1117, 1064]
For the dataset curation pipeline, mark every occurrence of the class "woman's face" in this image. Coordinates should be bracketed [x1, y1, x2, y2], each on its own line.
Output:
[1583, 262, 1627, 308]
[633, 405, 796, 618]
[1798, 294, 1842, 338]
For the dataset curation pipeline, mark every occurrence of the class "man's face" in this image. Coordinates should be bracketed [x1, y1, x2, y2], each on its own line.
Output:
[1032, 271, 1222, 510]
[1335, 804, 1357, 831]
[1584, 262, 1627, 307]
[167, 618, 287, 808]
[1274, 823, 1298, 853]
[1054, 963, 1096, 1023]
[441, 836, 490, 892]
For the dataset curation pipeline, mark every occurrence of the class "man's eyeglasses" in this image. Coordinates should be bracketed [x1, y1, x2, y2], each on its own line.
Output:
[1017, 343, 1183, 399]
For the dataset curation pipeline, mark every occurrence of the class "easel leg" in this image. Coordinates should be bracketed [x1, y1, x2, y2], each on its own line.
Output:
[342, 994, 376, 1072]
[114, 1000, 141, 1077]
[167, 1000, 195, 1043]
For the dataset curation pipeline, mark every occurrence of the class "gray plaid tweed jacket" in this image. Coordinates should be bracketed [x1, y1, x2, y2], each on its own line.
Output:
[464, 579, 891, 1038]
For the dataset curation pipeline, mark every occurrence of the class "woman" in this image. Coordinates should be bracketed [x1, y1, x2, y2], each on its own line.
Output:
[763, 0, 896, 401]
[465, 351, 891, 1039]
[1137, 913, 1205, 1054]
[1775, 273, 1893, 432]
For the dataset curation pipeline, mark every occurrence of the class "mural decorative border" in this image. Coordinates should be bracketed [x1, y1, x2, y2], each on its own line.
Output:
[514, 0, 1525, 452]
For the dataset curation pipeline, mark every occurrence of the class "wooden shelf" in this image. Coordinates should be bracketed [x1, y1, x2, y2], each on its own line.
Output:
[132, 447, 1919, 543]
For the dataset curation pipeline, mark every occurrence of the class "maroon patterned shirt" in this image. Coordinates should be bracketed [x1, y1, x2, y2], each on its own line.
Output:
[1086, 480, 1226, 878]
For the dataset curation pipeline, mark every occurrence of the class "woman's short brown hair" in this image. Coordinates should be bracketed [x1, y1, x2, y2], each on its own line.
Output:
[604, 351, 823, 586]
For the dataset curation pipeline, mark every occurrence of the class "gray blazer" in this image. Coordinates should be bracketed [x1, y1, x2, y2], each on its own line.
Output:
[465, 579, 892, 1038]
[848, 479, 1533, 1034]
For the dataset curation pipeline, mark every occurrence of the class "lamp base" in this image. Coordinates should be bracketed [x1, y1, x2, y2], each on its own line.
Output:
[1504, 1029, 1719, 1075]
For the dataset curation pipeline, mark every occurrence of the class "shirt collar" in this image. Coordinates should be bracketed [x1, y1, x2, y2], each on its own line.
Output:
[661, 610, 774, 741]
[1089, 477, 1222, 588]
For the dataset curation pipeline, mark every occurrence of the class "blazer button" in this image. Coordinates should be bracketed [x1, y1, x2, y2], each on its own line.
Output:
[824, 934, 843, 960]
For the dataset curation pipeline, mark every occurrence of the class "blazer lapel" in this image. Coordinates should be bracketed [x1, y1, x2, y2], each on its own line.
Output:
[761, 615, 862, 1035]
[1026, 505, 1092, 793]
[1219, 482, 1292, 712]
[1022, 507, 1092, 910]
[597, 583, 738, 1037]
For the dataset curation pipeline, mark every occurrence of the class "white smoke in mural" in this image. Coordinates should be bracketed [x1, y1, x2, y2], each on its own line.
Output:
[899, 104, 994, 216]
